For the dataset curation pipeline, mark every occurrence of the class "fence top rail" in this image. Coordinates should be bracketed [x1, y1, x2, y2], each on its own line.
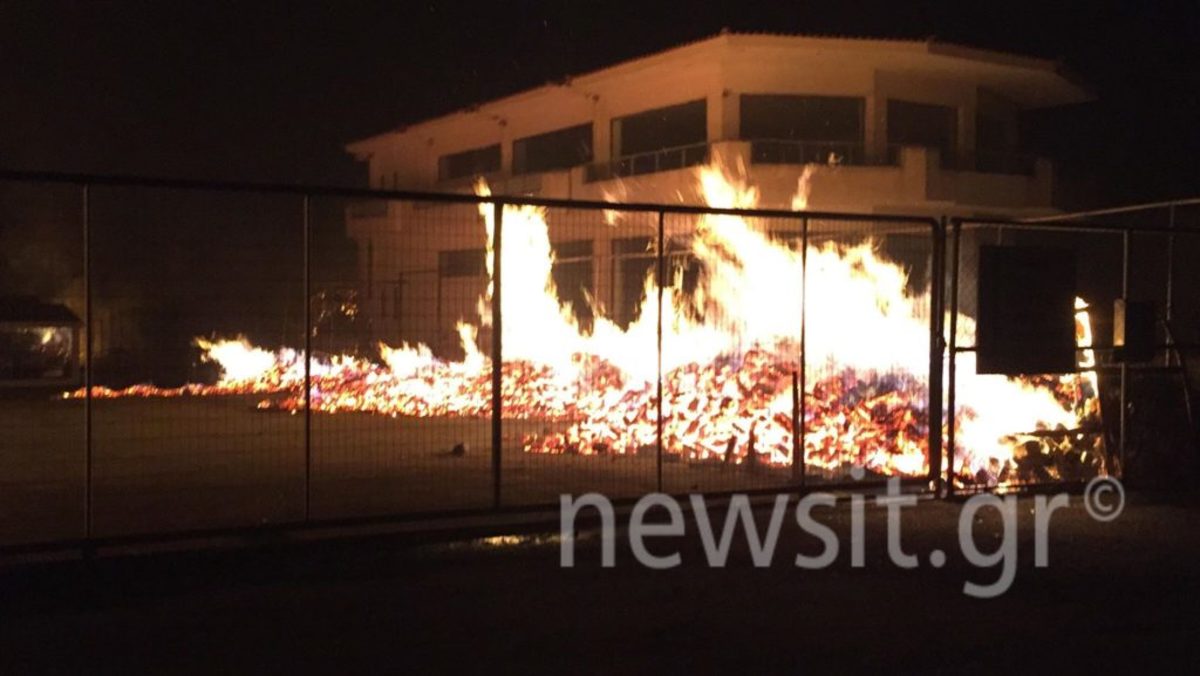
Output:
[0, 169, 939, 227]
[952, 215, 1200, 236]
[1021, 197, 1200, 222]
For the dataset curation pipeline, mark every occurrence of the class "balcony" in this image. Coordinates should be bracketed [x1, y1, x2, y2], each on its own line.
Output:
[742, 140, 1035, 174]
[748, 139, 889, 167]
[885, 145, 1039, 176]
[585, 142, 710, 182]
[436, 171, 505, 192]
[735, 142, 1055, 213]
[945, 149, 1039, 176]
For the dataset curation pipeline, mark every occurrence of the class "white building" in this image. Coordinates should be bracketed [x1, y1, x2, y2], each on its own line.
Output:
[344, 32, 1091, 350]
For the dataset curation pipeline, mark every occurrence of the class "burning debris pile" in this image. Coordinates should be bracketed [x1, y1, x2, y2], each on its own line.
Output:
[68, 164, 1104, 487]
[958, 372, 1104, 485]
[522, 351, 929, 477]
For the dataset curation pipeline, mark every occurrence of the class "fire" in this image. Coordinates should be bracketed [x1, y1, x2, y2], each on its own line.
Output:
[69, 162, 1103, 486]
[196, 337, 279, 384]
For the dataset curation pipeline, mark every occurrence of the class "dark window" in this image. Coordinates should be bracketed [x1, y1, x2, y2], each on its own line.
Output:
[551, 239, 594, 329]
[610, 237, 705, 327]
[742, 95, 865, 164]
[976, 112, 1014, 152]
[593, 100, 709, 180]
[611, 237, 654, 328]
[514, 124, 593, 175]
[614, 100, 707, 157]
[438, 144, 501, 181]
[740, 95, 864, 143]
[973, 111, 1029, 174]
[439, 248, 487, 278]
[665, 239, 702, 303]
[887, 100, 958, 160]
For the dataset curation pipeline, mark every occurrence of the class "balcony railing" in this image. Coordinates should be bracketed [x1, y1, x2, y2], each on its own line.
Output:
[585, 142, 710, 182]
[493, 173, 544, 195]
[885, 145, 1039, 176]
[749, 139, 885, 167]
[947, 149, 1039, 176]
[436, 170, 505, 191]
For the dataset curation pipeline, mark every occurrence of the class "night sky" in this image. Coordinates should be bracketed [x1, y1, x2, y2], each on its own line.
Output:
[2, 1, 1199, 205]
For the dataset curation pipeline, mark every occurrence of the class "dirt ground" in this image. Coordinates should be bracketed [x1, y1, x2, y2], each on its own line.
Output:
[1, 492, 1198, 674]
[0, 395, 800, 545]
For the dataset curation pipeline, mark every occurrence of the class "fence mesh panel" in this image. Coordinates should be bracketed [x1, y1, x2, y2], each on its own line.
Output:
[950, 223, 1117, 489]
[805, 219, 934, 484]
[498, 206, 659, 505]
[310, 198, 493, 516]
[0, 182, 85, 545]
[20, 170, 1181, 547]
[87, 186, 305, 537]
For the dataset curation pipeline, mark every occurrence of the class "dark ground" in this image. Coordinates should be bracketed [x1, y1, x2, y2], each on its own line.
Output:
[2, 491, 1199, 674]
[0, 396, 826, 545]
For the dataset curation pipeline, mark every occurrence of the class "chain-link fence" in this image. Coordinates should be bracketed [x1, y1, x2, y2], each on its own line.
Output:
[950, 205, 1200, 493]
[12, 170, 1188, 551]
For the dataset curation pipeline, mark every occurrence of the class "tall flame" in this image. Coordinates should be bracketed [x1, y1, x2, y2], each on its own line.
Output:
[72, 162, 1102, 485]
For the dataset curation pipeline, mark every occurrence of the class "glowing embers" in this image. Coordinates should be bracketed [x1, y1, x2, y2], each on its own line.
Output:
[526, 350, 929, 477]
[65, 161, 1104, 486]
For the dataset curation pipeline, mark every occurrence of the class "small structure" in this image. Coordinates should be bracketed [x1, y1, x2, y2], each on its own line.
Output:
[0, 296, 81, 388]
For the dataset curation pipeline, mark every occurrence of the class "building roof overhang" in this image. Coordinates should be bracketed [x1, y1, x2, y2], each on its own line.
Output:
[346, 32, 1094, 159]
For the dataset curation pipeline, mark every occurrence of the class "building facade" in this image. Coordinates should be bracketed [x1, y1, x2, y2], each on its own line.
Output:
[344, 33, 1091, 352]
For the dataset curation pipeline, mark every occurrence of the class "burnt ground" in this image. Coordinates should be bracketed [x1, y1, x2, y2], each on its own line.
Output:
[2, 490, 1200, 674]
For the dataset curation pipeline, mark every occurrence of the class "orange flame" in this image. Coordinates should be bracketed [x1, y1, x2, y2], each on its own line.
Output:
[70, 162, 1102, 485]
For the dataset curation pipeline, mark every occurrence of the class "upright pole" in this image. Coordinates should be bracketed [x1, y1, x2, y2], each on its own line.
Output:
[491, 201, 504, 509]
[83, 184, 93, 539]
[1120, 228, 1130, 473]
[1167, 204, 1176, 325]
[927, 218, 946, 493]
[945, 221, 961, 497]
[798, 216, 808, 487]
[791, 372, 801, 483]
[302, 194, 312, 521]
[1167, 205, 1177, 368]
[655, 210, 665, 493]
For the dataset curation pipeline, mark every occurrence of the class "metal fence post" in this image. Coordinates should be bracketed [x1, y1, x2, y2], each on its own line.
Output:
[491, 200, 504, 509]
[791, 371, 801, 483]
[945, 220, 961, 497]
[1167, 204, 1176, 325]
[83, 183, 93, 540]
[1167, 206, 1176, 369]
[927, 217, 946, 493]
[303, 194, 312, 522]
[1120, 228, 1130, 473]
[655, 209, 665, 493]
[798, 216, 808, 486]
